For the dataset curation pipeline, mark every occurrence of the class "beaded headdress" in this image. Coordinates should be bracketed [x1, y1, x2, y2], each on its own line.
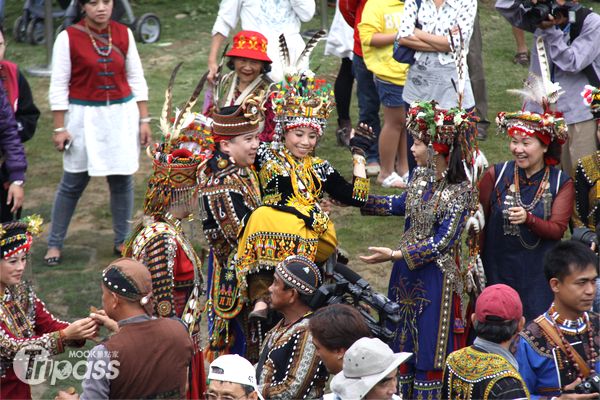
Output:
[271, 30, 333, 138]
[581, 85, 600, 120]
[144, 63, 214, 216]
[0, 215, 43, 259]
[497, 74, 568, 159]
[102, 257, 154, 315]
[275, 255, 322, 295]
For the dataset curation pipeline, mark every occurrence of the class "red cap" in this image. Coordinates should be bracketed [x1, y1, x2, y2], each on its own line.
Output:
[475, 284, 523, 323]
[225, 30, 272, 63]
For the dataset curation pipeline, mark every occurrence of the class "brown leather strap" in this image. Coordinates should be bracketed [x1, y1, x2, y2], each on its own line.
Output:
[535, 315, 591, 378]
[70, 24, 126, 60]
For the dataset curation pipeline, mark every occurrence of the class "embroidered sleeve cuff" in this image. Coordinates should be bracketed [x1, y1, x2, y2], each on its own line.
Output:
[361, 195, 393, 216]
[352, 176, 370, 204]
[399, 242, 418, 270]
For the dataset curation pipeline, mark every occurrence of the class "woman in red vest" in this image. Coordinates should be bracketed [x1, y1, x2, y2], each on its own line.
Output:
[45, 0, 151, 266]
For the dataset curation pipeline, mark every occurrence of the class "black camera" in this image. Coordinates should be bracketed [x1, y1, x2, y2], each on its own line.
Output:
[521, 0, 580, 25]
[310, 263, 401, 343]
[575, 373, 600, 394]
[572, 225, 600, 251]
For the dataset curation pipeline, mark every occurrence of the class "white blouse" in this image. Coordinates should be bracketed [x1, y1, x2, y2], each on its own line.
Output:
[397, 0, 477, 65]
[48, 29, 148, 176]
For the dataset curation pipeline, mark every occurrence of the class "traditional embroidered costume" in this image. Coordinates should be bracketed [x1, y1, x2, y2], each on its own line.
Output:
[573, 86, 600, 230]
[443, 345, 530, 399]
[255, 256, 328, 399]
[235, 63, 370, 304]
[122, 66, 210, 399]
[480, 79, 574, 321]
[0, 216, 84, 400]
[361, 102, 479, 399]
[200, 99, 265, 362]
[516, 307, 600, 398]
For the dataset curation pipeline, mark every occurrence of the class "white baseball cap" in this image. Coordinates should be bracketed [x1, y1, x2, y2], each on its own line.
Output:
[207, 354, 264, 400]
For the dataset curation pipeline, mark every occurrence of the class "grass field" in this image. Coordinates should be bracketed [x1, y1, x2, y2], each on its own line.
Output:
[1, 0, 576, 396]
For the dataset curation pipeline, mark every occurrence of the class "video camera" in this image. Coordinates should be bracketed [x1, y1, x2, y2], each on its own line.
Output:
[572, 224, 600, 252]
[520, 0, 581, 25]
[309, 263, 401, 344]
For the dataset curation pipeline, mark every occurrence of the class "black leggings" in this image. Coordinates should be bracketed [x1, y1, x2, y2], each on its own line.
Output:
[334, 57, 354, 122]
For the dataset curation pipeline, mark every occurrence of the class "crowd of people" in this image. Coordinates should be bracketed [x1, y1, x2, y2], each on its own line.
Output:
[1, 0, 600, 399]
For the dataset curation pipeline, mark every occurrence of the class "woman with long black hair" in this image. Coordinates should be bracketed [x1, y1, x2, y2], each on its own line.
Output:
[360, 101, 478, 399]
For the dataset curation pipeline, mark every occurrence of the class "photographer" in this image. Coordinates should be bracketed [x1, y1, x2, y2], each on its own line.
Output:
[515, 241, 599, 399]
[495, 0, 600, 176]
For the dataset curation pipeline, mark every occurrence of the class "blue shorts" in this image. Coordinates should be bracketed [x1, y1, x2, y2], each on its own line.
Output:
[375, 78, 404, 108]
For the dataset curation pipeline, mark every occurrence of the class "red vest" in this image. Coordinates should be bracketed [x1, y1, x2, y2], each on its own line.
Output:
[0, 60, 19, 112]
[66, 20, 132, 106]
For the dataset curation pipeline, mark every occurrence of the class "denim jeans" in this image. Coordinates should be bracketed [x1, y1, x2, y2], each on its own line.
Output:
[352, 54, 381, 164]
[48, 171, 133, 249]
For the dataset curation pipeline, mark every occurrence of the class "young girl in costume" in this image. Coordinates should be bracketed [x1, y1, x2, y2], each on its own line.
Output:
[0, 216, 97, 399]
[235, 36, 375, 317]
[360, 101, 478, 400]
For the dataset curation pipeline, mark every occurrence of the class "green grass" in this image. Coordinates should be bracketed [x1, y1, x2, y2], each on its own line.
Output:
[1, 0, 581, 397]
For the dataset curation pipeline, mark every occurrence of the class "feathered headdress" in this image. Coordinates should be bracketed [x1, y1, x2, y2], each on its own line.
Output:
[497, 73, 568, 155]
[144, 64, 214, 216]
[271, 30, 334, 138]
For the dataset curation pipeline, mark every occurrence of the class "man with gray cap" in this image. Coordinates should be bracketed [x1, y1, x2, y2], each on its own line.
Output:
[329, 337, 412, 400]
[56, 258, 193, 400]
[206, 354, 264, 400]
[255, 255, 328, 399]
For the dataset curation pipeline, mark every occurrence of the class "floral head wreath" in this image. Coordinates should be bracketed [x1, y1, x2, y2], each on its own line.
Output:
[407, 101, 477, 154]
[271, 30, 333, 139]
[497, 74, 567, 165]
[581, 85, 600, 119]
[144, 63, 214, 216]
[0, 215, 43, 259]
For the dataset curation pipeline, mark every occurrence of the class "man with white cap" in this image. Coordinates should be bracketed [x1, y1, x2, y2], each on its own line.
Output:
[206, 354, 264, 400]
[330, 337, 412, 400]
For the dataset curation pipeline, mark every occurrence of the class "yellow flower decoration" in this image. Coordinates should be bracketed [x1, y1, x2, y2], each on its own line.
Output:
[24, 214, 44, 236]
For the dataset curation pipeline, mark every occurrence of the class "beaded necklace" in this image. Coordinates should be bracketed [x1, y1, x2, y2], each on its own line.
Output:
[85, 21, 112, 57]
[548, 305, 598, 378]
[1, 287, 35, 338]
[281, 149, 322, 206]
[513, 163, 550, 212]
[548, 303, 586, 330]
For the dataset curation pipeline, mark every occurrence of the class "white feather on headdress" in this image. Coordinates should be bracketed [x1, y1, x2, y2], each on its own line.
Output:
[507, 73, 564, 111]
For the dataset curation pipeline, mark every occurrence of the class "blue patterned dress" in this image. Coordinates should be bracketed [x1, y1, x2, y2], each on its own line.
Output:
[362, 167, 475, 399]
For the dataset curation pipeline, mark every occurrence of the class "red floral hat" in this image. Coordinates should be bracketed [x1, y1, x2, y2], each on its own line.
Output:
[225, 30, 272, 63]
